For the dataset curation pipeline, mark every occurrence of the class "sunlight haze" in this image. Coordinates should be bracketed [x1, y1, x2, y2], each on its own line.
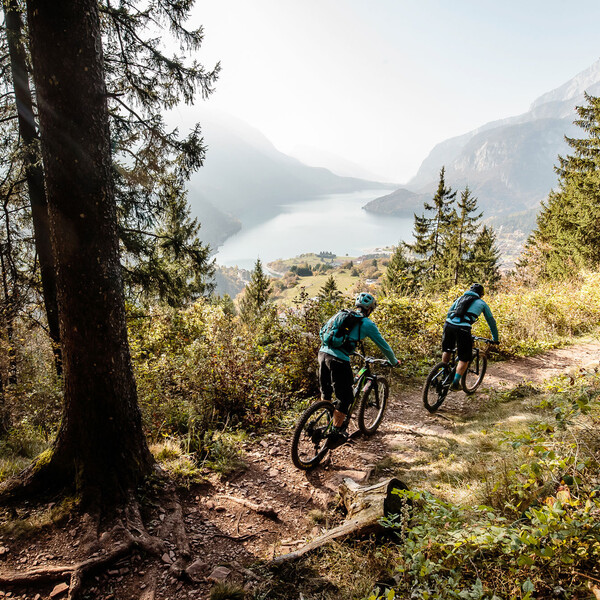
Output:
[183, 0, 600, 183]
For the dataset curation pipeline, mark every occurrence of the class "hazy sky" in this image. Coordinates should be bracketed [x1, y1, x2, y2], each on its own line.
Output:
[177, 1, 600, 183]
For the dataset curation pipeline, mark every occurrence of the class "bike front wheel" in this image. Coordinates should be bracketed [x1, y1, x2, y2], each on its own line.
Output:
[423, 362, 451, 413]
[462, 354, 487, 394]
[358, 376, 389, 435]
[291, 400, 334, 470]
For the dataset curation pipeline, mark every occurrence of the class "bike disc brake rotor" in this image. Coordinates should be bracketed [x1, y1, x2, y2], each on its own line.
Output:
[306, 419, 325, 445]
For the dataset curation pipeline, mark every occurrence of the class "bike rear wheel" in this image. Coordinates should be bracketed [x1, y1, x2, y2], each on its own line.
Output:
[358, 376, 389, 435]
[423, 362, 451, 413]
[462, 353, 487, 394]
[291, 400, 334, 470]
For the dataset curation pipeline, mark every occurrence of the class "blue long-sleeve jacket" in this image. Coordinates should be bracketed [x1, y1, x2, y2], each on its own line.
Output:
[320, 317, 399, 364]
[446, 290, 499, 342]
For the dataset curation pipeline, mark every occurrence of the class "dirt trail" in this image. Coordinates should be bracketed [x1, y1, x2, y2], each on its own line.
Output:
[182, 339, 600, 594]
[2, 340, 599, 600]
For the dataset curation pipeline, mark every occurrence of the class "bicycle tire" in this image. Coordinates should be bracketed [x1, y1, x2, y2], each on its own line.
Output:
[358, 376, 389, 435]
[423, 362, 451, 413]
[291, 400, 334, 470]
[462, 353, 487, 394]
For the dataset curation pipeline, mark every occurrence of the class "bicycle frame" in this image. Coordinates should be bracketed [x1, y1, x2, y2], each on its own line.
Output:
[346, 352, 386, 423]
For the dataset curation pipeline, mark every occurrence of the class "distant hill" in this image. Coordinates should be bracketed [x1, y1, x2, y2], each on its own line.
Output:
[186, 111, 390, 248]
[360, 187, 431, 217]
[364, 59, 600, 226]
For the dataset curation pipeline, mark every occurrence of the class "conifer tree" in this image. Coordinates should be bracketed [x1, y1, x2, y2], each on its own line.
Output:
[468, 225, 501, 286]
[382, 244, 412, 295]
[239, 259, 272, 324]
[523, 93, 600, 278]
[444, 186, 482, 285]
[318, 274, 341, 303]
[405, 167, 456, 287]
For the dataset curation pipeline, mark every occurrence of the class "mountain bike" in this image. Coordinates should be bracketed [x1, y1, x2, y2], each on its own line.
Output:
[422, 336, 497, 414]
[291, 352, 392, 470]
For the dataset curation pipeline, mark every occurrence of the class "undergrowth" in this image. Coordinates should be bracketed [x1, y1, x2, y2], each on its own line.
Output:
[369, 368, 600, 599]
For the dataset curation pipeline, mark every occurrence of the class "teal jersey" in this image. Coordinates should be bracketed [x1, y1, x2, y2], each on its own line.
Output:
[320, 316, 399, 364]
[446, 291, 499, 342]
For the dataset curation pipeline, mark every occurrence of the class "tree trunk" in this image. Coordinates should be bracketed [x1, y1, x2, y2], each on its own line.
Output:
[25, 0, 153, 504]
[3, 0, 62, 375]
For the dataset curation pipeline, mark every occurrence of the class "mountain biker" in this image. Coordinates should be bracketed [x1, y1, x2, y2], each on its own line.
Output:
[442, 283, 499, 390]
[318, 292, 399, 448]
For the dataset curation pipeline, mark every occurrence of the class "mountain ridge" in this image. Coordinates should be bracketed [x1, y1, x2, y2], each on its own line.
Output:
[186, 109, 390, 248]
[363, 59, 600, 223]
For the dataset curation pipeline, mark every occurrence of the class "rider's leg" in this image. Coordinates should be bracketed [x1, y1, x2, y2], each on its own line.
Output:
[319, 352, 353, 433]
[452, 330, 473, 388]
[441, 323, 455, 365]
[456, 360, 469, 376]
[332, 409, 346, 428]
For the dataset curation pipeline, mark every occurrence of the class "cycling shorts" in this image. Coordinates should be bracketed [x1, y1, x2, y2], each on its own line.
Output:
[441, 322, 473, 362]
[318, 351, 354, 414]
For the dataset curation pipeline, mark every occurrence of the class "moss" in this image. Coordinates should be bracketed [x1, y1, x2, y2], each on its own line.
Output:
[32, 448, 54, 472]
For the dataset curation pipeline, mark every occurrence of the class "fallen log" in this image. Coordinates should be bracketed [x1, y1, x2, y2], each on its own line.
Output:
[270, 477, 410, 565]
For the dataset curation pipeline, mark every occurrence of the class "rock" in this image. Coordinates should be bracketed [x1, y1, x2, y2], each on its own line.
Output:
[208, 566, 231, 583]
[49, 582, 69, 598]
[268, 468, 279, 477]
[161, 553, 173, 564]
[186, 559, 209, 582]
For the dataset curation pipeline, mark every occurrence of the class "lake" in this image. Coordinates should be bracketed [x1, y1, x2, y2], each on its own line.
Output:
[215, 189, 415, 270]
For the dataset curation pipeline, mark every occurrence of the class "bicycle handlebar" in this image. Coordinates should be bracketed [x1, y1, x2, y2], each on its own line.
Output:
[352, 352, 395, 367]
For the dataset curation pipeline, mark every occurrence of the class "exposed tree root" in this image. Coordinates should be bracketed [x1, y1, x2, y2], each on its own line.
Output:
[0, 480, 194, 599]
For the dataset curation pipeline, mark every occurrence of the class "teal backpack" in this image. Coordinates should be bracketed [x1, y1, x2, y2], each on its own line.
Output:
[319, 309, 364, 353]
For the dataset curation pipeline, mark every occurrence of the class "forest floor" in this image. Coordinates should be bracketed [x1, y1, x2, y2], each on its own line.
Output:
[0, 339, 599, 600]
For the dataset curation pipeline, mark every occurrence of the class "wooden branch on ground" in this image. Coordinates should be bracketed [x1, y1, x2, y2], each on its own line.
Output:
[218, 494, 278, 520]
[270, 477, 410, 566]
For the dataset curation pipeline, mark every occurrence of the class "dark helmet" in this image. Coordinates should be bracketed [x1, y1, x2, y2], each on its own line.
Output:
[355, 292, 377, 312]
[470, 283, 485, 297]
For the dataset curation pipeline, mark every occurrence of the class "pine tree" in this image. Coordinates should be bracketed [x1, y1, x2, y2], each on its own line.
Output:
[523, 93, 600, 278]
[318, 275, 341, 303]
[121, 177, 214, 307]
[382, 244, 413, 295]
[468, 225, 501, 286]
[405, 167, 456, 288]
[444, 186, 482, 286]
[8, 0, 154, 503]
[0, 0, 220, 322]
[239, 259, 272, 324]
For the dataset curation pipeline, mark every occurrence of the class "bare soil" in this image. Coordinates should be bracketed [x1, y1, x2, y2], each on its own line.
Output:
[1, 339, 599, 600]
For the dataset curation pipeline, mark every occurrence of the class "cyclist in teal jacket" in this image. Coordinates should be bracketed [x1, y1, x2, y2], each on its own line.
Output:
[319, 292, 399, 447]
[442, 283, 499, 390]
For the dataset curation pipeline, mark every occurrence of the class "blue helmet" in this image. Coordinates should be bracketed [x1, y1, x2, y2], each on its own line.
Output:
[355, 292, 377, 311]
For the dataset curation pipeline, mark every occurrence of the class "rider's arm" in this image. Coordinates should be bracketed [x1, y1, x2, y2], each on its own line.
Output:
[482, 303, 499, 342]
[361, 319, 399, 365]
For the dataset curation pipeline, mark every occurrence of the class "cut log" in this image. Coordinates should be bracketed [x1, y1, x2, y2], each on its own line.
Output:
[270, 477, 409, 565]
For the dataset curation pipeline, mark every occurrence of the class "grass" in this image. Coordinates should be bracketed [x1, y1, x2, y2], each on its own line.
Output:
[273, 271, 362, 304]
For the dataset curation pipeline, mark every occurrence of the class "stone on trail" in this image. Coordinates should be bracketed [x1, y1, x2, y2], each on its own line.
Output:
[49, 582, 69, 598]
[186, 559, 209, 582]
[208, 565, 231, 582]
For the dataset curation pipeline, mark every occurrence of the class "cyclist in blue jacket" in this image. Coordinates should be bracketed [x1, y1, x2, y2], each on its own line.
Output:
[442, 283, 499, 390]
[319, 292, 399, 447]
